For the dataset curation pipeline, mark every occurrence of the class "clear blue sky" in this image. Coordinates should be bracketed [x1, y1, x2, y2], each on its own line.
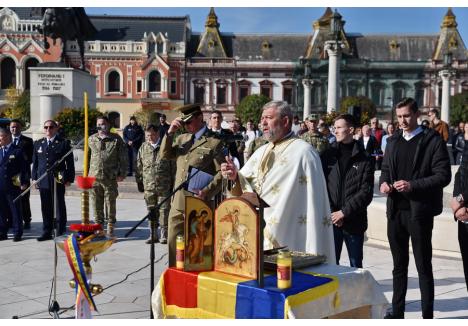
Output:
[85, 7, 468, 43]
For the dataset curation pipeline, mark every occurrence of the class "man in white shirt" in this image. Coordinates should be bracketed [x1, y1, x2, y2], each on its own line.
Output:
[380, 98, 451, 319]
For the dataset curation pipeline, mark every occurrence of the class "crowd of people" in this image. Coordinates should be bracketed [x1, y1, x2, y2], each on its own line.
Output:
[0, 98, 466, 319]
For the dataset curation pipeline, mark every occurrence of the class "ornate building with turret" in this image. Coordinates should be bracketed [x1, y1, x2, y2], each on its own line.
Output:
[0, 7, 466, 126]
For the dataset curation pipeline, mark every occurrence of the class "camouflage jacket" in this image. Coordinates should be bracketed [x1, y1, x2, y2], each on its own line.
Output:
[88, 133, 128, 180]
[136, 142, 175, 194]
[300, 131, 330, 155]
[246, 137, 268, 160]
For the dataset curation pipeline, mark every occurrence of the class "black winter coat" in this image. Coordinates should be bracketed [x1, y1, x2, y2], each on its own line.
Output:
[324, 140, 375, 234]
[379, 127, 451, 219]
[453, 144, 468, 203]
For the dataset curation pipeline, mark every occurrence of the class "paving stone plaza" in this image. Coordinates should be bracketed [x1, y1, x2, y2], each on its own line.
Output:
[0, 190, 467, 319]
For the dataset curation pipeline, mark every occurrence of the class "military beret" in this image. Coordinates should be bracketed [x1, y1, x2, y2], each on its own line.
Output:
[175, 104, 202, 122]
[305, 114, 319, 121]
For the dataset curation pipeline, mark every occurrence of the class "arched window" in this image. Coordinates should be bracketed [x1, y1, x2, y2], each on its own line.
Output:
[108, 111, 121, 129]
[25, 58, 39, 90]
[1, 57, 16, 89]
[148, 70, 161, 92]
[108, 71, 120, 92]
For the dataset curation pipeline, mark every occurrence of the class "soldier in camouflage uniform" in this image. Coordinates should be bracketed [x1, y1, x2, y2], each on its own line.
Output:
[136, 124, 175, 244]
[300, 114, 330, 155]
[161, 104, 225, 267]
[88, 116, 128, 236]
[245, 136, 268, 161]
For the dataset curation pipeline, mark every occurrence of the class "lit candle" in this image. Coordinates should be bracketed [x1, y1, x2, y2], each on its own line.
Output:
[83, 92, 89, 177]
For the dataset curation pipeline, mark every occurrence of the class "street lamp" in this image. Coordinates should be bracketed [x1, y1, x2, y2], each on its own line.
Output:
[330, 10, 343, 41]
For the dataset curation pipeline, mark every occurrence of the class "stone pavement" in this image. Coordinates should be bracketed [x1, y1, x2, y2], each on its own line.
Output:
[0, 194, 467, 319]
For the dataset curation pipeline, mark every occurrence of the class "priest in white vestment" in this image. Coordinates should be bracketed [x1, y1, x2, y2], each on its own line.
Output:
[222, 101, 336, 264]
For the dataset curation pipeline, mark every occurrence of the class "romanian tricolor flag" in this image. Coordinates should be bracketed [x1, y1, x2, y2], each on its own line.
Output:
[63, 235, 98, 313]
[159, 268, 339, 319]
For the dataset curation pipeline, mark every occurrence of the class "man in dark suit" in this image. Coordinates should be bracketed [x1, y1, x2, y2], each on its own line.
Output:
[380, 98, 451, 319]
[0, 128, 30, 242]
[123, 116, 144, 176]
[209, 110, 241, 165]
[359, 124, 382, 170]
[9, 119, 33, 229]
[32, 120, 75, 241]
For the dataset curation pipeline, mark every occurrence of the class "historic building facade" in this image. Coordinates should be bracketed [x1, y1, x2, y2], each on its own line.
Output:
[299, 8, 468, 121]
[0, 7, 190, 127]
[0, 7, 467, 125]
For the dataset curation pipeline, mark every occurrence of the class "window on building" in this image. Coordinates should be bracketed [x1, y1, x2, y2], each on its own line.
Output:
[217, 85, 226, 105]
[239, 87, 249, 102]
[238, 80, 251, 103]
[259, 80, 273, 99]
[108, 111, 121, 129]
[157, 41, 164, 55]
[170, 80, 177, 94]
[194, 85, 205, 104]
[392, 82, 408, 105]
[108, 71, 121, 92]
[370, 82, 384, 106]
[148, 70, 161, 92]
[282, 80, 295, 105]
[136, 80, 142, 93]
[414, 83, 425, 107]
[347, 81, 360, 97]
[1, 57, 16, 89]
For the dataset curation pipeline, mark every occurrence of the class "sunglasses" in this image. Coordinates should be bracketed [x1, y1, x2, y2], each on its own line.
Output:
[44, 126, 55, 129]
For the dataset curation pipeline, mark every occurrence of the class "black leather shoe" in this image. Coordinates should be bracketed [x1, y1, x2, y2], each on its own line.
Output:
[37, 234, 53, 241]
[384, 312, 404, 319]
[24, 222, 31, 230]
[13, 236, 22, 242]
[0, 234, 8, 241]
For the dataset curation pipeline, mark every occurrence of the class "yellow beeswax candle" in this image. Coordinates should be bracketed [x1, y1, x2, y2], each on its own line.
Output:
[277, 249, 292, 289]
[83, 92, 89, 177]
[176, 234, 185, 270]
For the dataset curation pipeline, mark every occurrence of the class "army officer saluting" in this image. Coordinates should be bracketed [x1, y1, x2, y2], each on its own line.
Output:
[160, 104, 226, 266]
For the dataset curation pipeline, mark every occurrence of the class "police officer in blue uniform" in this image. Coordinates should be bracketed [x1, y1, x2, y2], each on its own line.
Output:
[123, 116, 144, 176]
[0, 128, 30, 242]
[32, 120, 75, 241]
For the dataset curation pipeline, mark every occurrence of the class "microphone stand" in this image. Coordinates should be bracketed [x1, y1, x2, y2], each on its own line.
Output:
[13, 138, 83, 319]
[125, 140, 230, 319]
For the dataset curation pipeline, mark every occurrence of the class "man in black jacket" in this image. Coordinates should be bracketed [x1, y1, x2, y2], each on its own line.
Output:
[123, 116, 144, 176]
[9, 119, 33, 229]
[324, 114, 374, 268]
[451, 142, 468, 292]
[379, 98, 451, 319]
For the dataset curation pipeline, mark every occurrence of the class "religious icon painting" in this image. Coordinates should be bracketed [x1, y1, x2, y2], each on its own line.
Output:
[184, 197, 214, 272]
[214, 198, 258, 279]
